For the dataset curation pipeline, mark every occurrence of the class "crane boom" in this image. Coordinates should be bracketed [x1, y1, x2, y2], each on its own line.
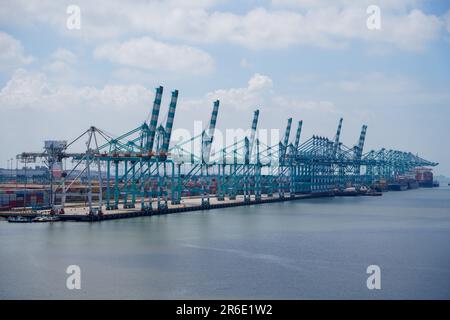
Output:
[147, 86, 163, 152]
[355, 125, 368, 159]
[207, 100, 220, 139]
[248, 109, 259, 160]
[333, 118, 343, 156]
[283, 118, 293, 148]
[202, 100, 220, 163]
[279, 118, 292, 163]
[294, 120, 303, 149]
[161, 90, 178, 153]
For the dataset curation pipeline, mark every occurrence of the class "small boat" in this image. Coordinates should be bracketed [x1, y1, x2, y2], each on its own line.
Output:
[32, 215, 60, 222]
[8, 216, 31, 223]
[335, 187, 359, 196]
[32, 216, 48, 222]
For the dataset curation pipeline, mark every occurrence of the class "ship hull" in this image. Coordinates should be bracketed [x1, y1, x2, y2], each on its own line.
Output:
[388, 183, 408, 191]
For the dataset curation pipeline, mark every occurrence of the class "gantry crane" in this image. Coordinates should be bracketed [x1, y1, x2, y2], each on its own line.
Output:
[16, 86, 438, 215]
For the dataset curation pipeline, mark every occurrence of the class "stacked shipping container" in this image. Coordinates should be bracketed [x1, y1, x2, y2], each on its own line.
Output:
[0, 189, 49, 210]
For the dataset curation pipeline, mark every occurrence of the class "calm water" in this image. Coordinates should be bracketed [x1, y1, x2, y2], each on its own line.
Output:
[1, 187, 450, 299]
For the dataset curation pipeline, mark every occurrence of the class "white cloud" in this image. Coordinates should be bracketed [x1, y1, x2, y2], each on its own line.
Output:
[380, 9, 442, 51]
[271, 0, 420, 10]
[195, 73, 273, 111]
[0, 1, 446, 51]
[0, 69, 151, 111]
[248, 73, 273, 91]
[42, 48, 79, 83]
[1, 70, 335, 122]
[51, 48, 77, 64]
[181, 73, 336, 114]
[94, 37, 214, 75]
[0, 31, 33, 72]
[43, 60, 71, 75]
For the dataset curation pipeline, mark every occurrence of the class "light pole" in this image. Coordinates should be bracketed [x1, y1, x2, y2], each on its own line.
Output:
[7, 159, 11, 182]
[10, 158, 13, 180]
[23, 157, 27, 212]
[16, 158, 18, 189]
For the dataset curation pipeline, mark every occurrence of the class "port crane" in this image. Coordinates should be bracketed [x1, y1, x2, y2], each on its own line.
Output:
[16, 86, 438, 215]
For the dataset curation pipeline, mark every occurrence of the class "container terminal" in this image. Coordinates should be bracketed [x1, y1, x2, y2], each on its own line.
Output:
[0, 86, 438, 222]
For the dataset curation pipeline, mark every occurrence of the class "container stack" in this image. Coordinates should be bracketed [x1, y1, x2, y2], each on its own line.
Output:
[0, 189, 49, 210]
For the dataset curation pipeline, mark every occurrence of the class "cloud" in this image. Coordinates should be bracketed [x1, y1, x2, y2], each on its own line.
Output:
[181, 73, 336, 114]
[247, 73, 273, 91]
[0, 31, 33, 72]
[380, 9, 442, 51]
[51, 48, 77, 64]
[181, 73, 273, 111]
[1, 1, 446, 51]
[43, 48, 78, 78]
[94, 37, 214, 75]
[0, 70, 334, 122]
[271, 0, 420, 10]
[0, 69, 152, 111]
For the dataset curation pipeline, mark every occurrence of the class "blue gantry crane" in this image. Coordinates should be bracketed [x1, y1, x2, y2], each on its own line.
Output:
[17, 86, 438, 215]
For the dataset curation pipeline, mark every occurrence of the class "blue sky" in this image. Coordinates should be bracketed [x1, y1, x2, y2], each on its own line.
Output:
[0, 0, 449, 175]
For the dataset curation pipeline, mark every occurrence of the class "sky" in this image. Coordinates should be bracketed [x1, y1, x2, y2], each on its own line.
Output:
[0, 0, 449, 175]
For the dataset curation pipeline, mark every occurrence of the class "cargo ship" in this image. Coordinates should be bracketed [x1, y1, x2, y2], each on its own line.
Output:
[389, 175, 415, 191]
[414, 167, 434, 188]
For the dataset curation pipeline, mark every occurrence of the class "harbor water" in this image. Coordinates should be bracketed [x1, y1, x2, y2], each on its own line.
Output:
[1, 187, 449, 299]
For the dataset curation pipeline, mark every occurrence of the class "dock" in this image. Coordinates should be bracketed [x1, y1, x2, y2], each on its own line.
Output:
[0, 192, 333, 222]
